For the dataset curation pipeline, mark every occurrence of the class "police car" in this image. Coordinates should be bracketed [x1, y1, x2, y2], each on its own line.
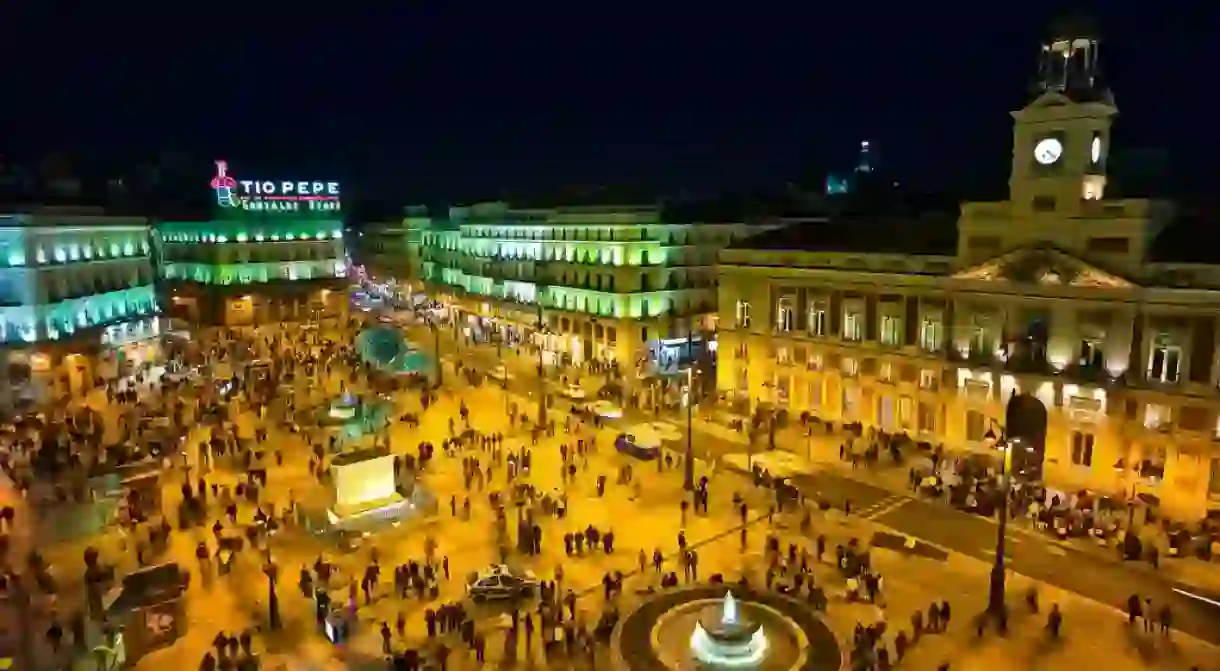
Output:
[466, 565, 539, 602]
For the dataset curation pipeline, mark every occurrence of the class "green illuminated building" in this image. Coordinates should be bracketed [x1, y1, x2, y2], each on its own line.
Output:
[157, 211, 349, 326]
[0, 206, 160, 397]
[402, 201, 781, 371]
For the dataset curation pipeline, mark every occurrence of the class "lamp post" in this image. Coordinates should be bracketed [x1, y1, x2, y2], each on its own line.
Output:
[683, 363, 695, 491]
[535, 301, 547, 427]
[983, 421, 1013, 619]
[430, 321, 443, 387]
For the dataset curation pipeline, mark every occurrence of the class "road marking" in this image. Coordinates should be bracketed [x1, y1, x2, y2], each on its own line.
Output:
[860, 495, 913, 521]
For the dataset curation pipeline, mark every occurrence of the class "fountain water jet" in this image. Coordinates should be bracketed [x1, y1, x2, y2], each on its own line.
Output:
[689, 591, 769, 668]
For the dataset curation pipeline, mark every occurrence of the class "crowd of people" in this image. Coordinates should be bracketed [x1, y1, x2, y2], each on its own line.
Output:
[2, 300, 1196, 671]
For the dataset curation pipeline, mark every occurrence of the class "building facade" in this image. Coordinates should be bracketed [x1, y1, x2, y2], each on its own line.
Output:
[158, 216, 348, 326]
[158, 161, 349, 327]
[407, 201, 782, 373]
[0, 206, 160, 397]
[717, 26, 1220, 520]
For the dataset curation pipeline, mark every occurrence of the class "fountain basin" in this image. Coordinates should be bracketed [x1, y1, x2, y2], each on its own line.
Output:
[612, 585, 843, 671]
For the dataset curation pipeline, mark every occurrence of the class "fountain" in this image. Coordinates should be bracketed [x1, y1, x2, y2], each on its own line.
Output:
[689, 591, 769, 668]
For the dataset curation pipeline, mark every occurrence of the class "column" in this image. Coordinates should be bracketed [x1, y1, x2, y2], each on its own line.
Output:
[1124, 311, 1146, 382]
[1106, 308, 1136, 378]
[1048, 304, 1078, 371]
[950, 298, 969, 354]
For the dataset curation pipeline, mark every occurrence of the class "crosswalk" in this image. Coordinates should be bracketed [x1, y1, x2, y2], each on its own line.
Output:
[720, 451, 813, 478]
[857, 494, 914, 520]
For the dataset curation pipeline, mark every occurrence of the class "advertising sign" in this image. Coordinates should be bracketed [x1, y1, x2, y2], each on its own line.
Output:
[210, 160, 341, 213]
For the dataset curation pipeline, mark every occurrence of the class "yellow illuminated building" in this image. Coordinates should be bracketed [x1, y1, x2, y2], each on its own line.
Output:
[405, 200, 782, 373]
[716, 24, 1220, 521]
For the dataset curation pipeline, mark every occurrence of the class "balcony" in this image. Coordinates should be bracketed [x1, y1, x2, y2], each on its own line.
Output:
[1003, 351, 1053, 376]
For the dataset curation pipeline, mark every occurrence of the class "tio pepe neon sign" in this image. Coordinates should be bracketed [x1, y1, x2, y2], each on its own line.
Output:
[210, 160, 341, 213]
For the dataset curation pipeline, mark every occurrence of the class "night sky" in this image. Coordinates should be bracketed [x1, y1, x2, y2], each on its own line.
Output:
[3, 9, 1217, 204]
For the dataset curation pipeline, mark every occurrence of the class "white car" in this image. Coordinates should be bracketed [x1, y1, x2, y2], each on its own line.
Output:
[466, 565, 538, 602]
[562, 384, 587, 400]
[590, 400, 622, 419]
[487, 365, 513, 381]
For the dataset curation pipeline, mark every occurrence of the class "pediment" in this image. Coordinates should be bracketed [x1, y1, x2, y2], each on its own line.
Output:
[952, 247, 1136, 289]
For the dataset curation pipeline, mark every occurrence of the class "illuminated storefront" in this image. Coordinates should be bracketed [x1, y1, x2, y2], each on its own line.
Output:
[157, 160, 350, 327]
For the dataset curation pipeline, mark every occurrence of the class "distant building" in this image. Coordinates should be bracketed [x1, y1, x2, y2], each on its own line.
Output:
[824, 141, 877, 196]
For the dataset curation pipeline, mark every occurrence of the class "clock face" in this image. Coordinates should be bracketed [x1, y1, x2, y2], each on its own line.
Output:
[1034, 138, 1063, 165]
[1091, 136, 1102, 163]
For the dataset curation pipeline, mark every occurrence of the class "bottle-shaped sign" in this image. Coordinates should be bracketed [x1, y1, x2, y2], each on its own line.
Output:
[210, 160, 239, 207]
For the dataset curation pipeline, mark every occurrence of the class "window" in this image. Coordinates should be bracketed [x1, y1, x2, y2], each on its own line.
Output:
[1079, 338, 1105, 369]
[776, 297, 794, 332]
[970, 318, 989, 355]
[775, 375, 790, 404]
[1082, 176, 1105, 201]
[808, 302, 827, 337]
[843, 311, 863, 341]
[1032, 196, 1057, 212]
[841, 357, 858, 377]
[1070, 432, 1094, 467]
[966, 410, 987, 441]
[734, 300, 751, 329]
[880, 315, 902, 346]
[918, 402, 937, 433]
[879, 362, 893, 382]
[775, 346, 791, 365]
[1147, 338, 1181, 383]
[920, 317, 942, 351]
[1144, 404, 1172, 430]
[806, 354, 823, 372]
[898, 396, 915, 429]
[807, 380, 823, 408]
[919, 369, 938, 391]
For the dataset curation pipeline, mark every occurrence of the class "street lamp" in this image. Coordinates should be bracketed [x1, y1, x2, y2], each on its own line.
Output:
[430, 321, 443, 387]
[982, 421, 1015, 621]
[534, 301, 547, 427]
[683, 363, 695, 491]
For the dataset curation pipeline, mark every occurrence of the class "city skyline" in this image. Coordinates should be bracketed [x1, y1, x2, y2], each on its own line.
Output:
[3, 11, 1216, 203]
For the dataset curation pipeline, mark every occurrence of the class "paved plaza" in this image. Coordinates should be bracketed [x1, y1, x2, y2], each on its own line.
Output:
[1, 319, 1217, 670]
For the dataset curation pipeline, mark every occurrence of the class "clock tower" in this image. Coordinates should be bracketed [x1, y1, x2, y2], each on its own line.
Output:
[1009, 16, 1116, 218]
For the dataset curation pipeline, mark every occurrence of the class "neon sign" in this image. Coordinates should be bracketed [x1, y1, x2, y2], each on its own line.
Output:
[210, 160, 341, 213]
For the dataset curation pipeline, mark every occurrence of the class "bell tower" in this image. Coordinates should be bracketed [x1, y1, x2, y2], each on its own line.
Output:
[1009, 16, 1116, 218]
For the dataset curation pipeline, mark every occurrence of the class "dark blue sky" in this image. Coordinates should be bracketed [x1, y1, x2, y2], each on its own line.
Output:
[3, 9, 1216, 202]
